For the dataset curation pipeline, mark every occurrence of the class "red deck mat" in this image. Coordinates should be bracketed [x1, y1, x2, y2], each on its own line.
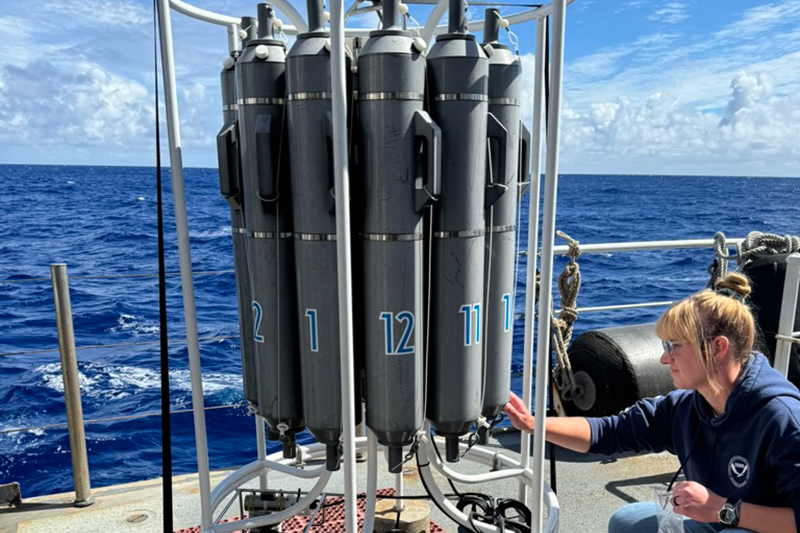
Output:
[175, 488, 445, 533]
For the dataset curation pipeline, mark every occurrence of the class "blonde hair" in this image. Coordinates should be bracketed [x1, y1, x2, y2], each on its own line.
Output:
[656, 272, 755, 394]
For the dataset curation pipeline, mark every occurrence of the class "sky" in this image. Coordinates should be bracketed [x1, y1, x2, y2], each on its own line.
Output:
[1, 0, 799, 176]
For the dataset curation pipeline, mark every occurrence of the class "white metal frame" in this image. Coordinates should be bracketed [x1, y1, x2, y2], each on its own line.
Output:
[775, 253, 800, 377]
[155, 1, 571, 532]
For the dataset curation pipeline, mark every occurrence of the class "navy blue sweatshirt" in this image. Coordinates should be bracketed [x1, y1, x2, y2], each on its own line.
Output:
[587, 352, 800, 532]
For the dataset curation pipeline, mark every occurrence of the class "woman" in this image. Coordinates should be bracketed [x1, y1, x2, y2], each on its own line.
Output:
[504, 273, 800, 533]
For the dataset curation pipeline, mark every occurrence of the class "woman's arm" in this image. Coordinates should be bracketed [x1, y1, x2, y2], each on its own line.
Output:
[503, 392, 592, 453]
[672, 481, 797, 533]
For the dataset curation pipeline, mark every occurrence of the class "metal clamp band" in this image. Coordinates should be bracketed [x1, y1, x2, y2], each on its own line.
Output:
[248, 231, 294, 239]
[294, 233, 337, 241]
[237, 97, 285, 106]
[487, 224, 516, 233]
[487, 97, 520, 106]
[434, 93, 488, 102]
[433, 229, 486, 238]
[359, 92, 425, 101]
[362, 233, 423, 242]
[232, 227, 247, 234]
[287, 92, 333, 101]
[222, 104, 239, 111]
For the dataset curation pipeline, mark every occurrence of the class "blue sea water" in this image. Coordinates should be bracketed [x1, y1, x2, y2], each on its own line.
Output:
[0, 164, 797, 498]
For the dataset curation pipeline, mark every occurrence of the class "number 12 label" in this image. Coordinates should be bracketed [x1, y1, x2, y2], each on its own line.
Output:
[379, 311, 415, 355]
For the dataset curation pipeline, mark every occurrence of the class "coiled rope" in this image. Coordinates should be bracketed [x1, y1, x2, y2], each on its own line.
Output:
[710, 231, 800, 283]
[551, 231, 581, 399]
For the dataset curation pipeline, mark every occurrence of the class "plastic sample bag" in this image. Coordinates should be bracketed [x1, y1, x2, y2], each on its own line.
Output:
[653, 488, 684, 533]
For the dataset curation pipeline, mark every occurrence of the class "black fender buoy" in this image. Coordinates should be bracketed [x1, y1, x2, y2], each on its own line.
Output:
[559, 323, 674, 417]
[741, 253, 800, 387]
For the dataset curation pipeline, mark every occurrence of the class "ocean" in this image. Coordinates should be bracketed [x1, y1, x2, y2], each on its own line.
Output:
[0, 164, 797, 498]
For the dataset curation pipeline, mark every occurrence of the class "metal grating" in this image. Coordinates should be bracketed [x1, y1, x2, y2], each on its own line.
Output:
[175, 488, 445, 533]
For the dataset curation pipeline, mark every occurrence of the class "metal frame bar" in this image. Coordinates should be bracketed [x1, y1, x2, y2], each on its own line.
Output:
[531, 2, 567, 532]
[157, 1, 573, 532]
[330, 2, 358, 532]
[551, 237, 745, 255]
[155, 1, 213, 529]
[519, 15, 546, 508]
[775, 253, 800, 377]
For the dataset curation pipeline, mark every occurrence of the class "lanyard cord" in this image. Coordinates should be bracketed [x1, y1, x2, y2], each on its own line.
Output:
[153, 1, 173, 530]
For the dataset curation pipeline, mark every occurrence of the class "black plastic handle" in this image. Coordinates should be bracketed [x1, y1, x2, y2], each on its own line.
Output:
[518, 121, 531, 199]
[255, 114, 279, 202]
[216, 121, 241, 204]
[413, 109, 442, 211]
[485, 112, 509, 208]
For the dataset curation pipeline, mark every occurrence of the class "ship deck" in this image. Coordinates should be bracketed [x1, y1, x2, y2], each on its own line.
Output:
[0, 431, 680, 533]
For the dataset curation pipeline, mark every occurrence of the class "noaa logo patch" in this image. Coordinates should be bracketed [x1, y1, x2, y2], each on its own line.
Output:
[728, 455, 750, 488]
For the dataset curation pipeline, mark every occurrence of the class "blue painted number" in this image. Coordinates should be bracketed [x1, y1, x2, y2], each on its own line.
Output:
[305, 309, 319, 352]
[252, 301, 264, 343]
[502, 293, 512, 332]
[460, 302, 482, 346]
[380, 311, 416, 355]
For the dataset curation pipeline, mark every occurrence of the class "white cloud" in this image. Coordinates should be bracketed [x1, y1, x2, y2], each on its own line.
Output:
[0, 60, 153, 147]
[555, 71, 800, 176]
[648, 2, 690, 24]
[45, 0, 151, 28]
[714, 0, 800, 40]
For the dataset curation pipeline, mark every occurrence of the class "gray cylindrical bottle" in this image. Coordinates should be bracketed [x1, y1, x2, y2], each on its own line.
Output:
[216, 49, 259, 409]
[481, 8, 522, 421]
[426, 0, 489, 461]
[358, 0, 440, 473]
[285, 0, 355, 471]
[236, 4, 303, 458]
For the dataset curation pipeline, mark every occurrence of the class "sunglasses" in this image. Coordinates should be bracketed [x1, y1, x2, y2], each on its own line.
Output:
[662, 340, 678, 356]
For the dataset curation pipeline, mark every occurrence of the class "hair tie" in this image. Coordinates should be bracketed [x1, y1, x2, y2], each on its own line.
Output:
[715, 287, 745, 303]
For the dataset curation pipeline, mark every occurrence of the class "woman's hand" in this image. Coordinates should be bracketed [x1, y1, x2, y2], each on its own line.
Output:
[671, 481, 726, 522]
[503, 392, 534, 433]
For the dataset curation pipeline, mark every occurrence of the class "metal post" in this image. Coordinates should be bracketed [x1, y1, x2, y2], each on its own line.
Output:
[775, 253, 800, 377]
[395, 469, 405, 512]
[156, 1, 213, 529]
[227, 23, 239, 53]
[330, 1, 358, 532]
[519, 16, 546, 507]
[532, 1, 567, 532]
[50, 264, 94, 508]
[255, 416, 268, 490]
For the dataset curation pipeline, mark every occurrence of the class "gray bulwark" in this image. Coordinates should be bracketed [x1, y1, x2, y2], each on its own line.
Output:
[216, 50, 259, 409]
[481, 8, 522, 422]
[357, 0, 440, 474]
[285, 0, 348, 471]
[426, 0, 490, 462]
[236, 4, 304, 458]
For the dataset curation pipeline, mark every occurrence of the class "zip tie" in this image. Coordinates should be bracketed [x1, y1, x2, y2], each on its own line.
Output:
[506, 28, 520, 55]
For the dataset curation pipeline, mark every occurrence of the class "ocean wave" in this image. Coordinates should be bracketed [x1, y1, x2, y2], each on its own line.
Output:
[189, 226, 231, 240]
[107, 313, 160, 336]
[35, 362, 242, 401]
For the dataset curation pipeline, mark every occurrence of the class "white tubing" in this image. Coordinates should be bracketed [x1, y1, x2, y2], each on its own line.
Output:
[532, 1, 567, 531]
[425, 436, 526, 484]
[210, 469, 333, 533]
[519, 15, 547, 507]
[156, 1, 212, 530]
[168, 0, 307, 34]
[416, 437, 559, 533]
[330, 1, 358, 532]
[363, 430, 378, 533]
[210, 458, 326, 512]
